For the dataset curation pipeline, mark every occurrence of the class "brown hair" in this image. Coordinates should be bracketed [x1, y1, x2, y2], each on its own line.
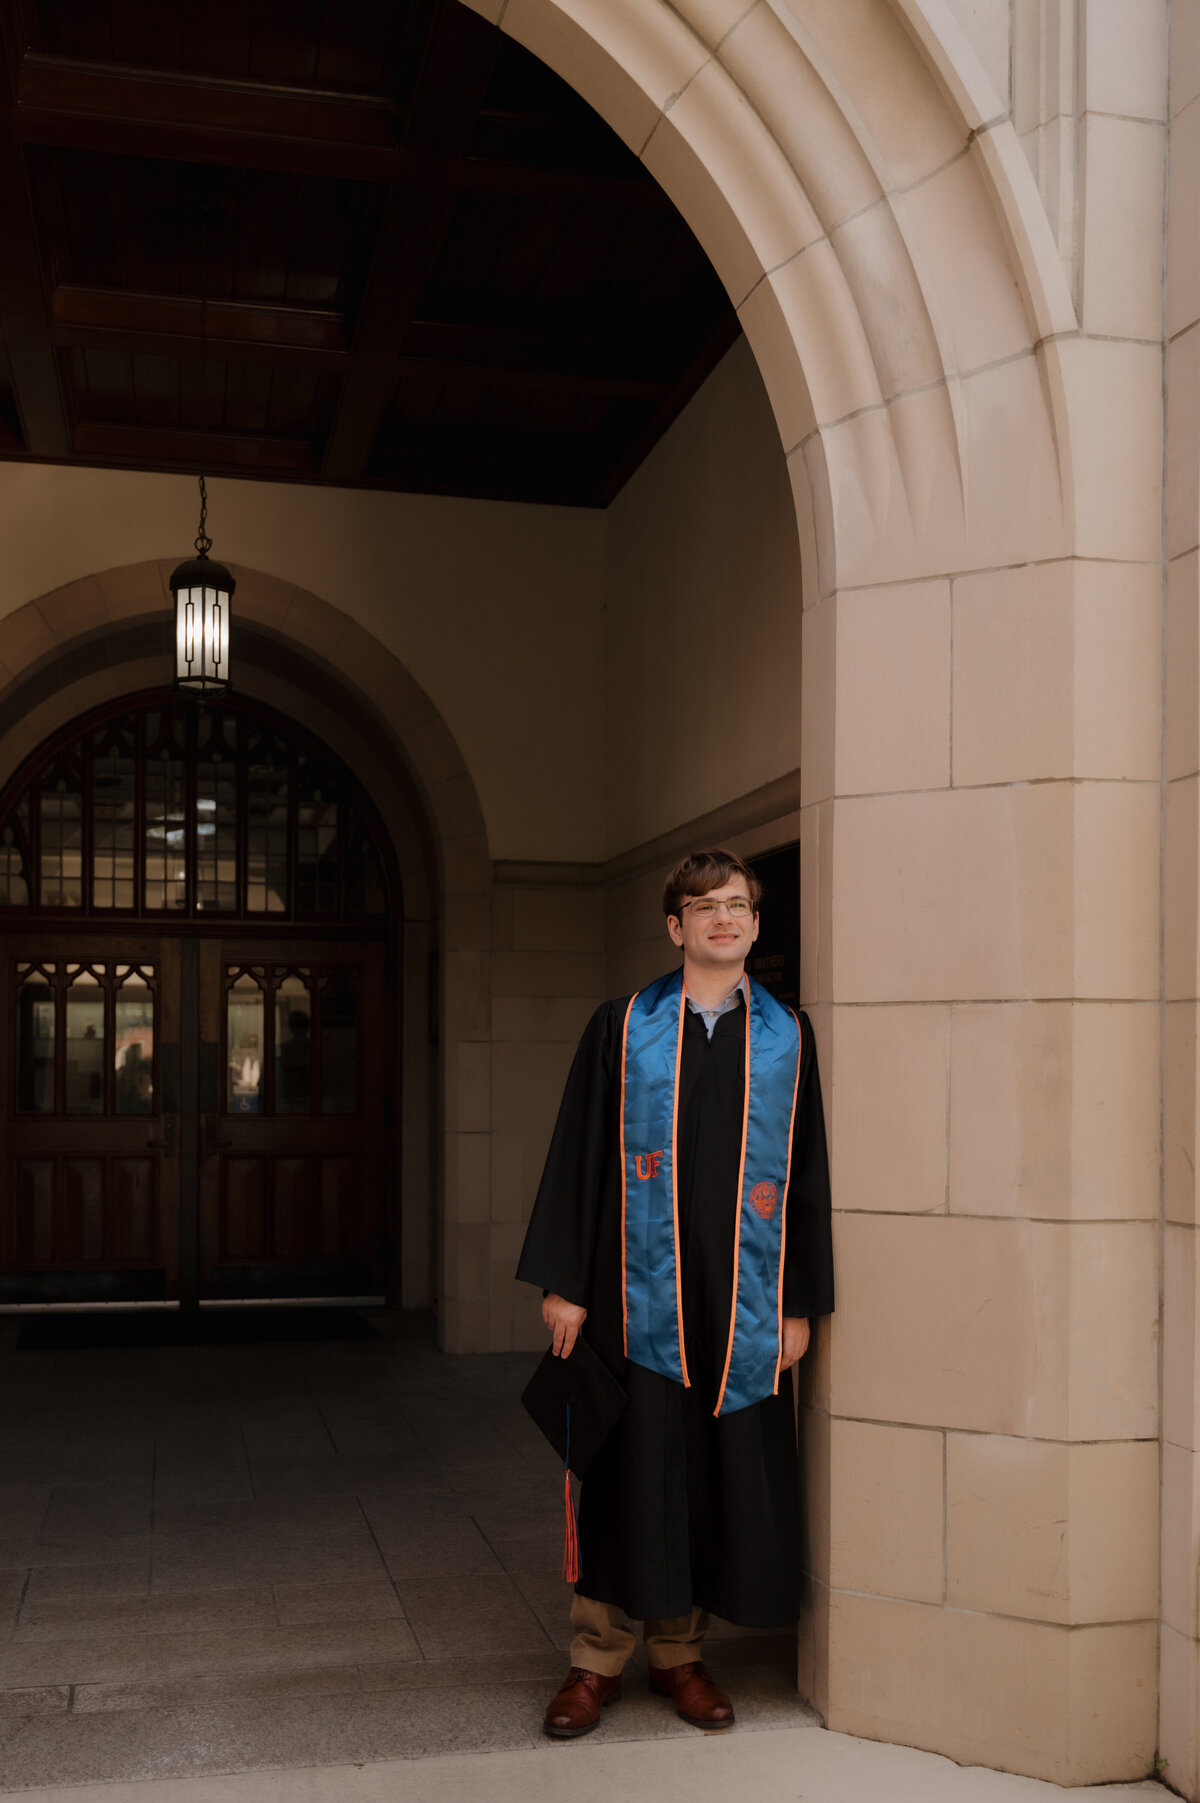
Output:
[662, 848, 762, 920]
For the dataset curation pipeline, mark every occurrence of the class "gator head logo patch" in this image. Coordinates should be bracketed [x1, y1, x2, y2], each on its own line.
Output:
[750, 1180, 778, 1219]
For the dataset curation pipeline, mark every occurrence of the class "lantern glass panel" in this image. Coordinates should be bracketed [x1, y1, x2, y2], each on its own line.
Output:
[175, 582, 231, 690]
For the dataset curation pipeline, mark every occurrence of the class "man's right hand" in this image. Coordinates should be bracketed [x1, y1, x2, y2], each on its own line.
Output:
[543, 1292, 587, 1358]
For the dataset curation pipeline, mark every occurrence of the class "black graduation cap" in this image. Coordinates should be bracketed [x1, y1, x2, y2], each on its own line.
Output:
[522, 1339, 626, 1582]
[521, 1336, 627, 1479]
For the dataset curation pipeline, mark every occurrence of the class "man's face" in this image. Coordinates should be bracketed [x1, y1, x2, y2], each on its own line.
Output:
[666, 876, 760, 972]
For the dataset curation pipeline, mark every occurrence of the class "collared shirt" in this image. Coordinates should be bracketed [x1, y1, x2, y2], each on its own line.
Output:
[686, 984, 744, 1040]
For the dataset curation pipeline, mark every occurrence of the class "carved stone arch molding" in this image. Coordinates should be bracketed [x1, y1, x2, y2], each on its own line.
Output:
[0, 559, 494, 1322]
[462, 0, 1077, 593]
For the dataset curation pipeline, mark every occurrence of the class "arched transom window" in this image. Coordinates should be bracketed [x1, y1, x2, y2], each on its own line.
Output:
[0, 693, 391, 924]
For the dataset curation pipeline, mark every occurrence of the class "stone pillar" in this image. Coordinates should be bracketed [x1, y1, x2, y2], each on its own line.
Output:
[1161, 3, 1200, 1792]
[796, 4, 1165, 1781]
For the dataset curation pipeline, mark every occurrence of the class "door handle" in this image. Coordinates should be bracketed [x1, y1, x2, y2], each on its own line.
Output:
[146, 1118, 176, 1155]
[203, 1114, 233, 1154]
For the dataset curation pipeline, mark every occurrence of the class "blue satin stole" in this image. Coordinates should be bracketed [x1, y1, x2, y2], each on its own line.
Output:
[619, 967, 803, 1416]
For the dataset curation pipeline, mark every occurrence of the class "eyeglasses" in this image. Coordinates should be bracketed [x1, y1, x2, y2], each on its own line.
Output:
[680, 897, 755, 919]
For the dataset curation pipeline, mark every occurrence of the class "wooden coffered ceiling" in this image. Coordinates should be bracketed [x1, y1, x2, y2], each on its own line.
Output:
[0, 0, 740, 507]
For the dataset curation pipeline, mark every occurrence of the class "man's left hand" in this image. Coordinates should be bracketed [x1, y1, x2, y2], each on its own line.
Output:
[780, 1316, 810, 1371]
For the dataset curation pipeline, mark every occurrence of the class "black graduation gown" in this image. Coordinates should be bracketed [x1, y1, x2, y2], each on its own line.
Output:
[516, 988, 834, 1626]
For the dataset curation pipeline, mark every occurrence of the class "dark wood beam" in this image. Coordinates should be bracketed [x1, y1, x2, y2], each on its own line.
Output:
[14, 108, 405, 183]
[50, 285, 348, 356]
[14, 53, 405, 181]
[318, 210, 455, 483]
[49, 320, 349, 373]
[0, 0, 739, 509]
[0, 29, 68, 455]
[45, 289, 673, 397]
[321, 4, 501, 484]
[17, 53, 398, 142]
[72, 421, 317, 475]
[50, 324, 666, 401]
[9, 51, 670, 206]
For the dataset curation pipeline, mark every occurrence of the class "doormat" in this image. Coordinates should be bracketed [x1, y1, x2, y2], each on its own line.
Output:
[17, 1306, 381, 1351]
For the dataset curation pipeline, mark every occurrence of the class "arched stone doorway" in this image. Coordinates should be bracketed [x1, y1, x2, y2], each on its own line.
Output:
[0, 560, 495, 1331]
[0, 686, 401, 1309]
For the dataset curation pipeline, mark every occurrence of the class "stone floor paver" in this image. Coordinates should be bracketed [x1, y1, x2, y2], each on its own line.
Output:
[0, 1313, 804, 1791]
[0, 1313, 1167, 1802]
[0, 1728, 1173, 1803]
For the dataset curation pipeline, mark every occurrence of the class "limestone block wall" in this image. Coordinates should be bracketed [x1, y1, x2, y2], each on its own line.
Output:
[1161, 3, 1200, 1792]
[787, 8, 1162, 1784]
[441, 867, 605, 1353]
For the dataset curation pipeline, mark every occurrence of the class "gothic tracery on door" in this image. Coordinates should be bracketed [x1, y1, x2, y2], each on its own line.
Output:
[0, 690, 398, 1307]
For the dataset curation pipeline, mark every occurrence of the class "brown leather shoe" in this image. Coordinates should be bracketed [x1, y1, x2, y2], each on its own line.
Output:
[649, 1660, 735, 1728]
[543, 1665, 622, 1738]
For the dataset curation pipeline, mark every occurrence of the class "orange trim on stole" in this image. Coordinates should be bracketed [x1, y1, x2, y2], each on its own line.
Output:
[618, 993, 637, 1359]
[671, 980, 691, 1389]
[713, 976, 753, 1417]
[772, 1009, 804, 1394]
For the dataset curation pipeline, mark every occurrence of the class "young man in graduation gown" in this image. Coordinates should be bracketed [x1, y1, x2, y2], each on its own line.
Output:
[517, 848, 834, 1738]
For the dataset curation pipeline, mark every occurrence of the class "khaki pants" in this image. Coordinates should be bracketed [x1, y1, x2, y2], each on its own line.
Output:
[570, 1592, 710, 1678]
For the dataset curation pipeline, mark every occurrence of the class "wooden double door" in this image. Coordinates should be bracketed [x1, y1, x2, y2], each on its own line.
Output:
[0, 931, 390, 1305]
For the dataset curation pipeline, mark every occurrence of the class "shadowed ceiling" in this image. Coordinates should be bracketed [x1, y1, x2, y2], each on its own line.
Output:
[0, 0, 740, 507]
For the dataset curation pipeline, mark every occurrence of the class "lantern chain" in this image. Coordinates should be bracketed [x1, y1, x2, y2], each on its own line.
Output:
[195, 472, 212, 558]
[195, 190, 213, 557]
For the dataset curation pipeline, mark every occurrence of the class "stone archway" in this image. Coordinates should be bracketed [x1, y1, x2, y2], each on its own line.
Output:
[0, 8, 1164, 1778]
[450, 2, 1160, 1790]
[0, 559, 493, 1332]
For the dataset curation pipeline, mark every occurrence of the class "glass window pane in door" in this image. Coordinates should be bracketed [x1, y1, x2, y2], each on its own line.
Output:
[92, 746, 136, 910]
[227, 970, 264, 1113]
[246, 759, 289, 913]
[345, 809, 386, 915]
[65, 967, 106, 1114]
[114, 968, 155, 1115]
[17, 966, 55, 1113]
[0, 698, 394, 928]
[320, 974, 358, 1115]
[0, 824, 28, 905]
[145, 752, 186, 911]
[274, 972, 312, 1114]
[297, 760, 338, 915]
[40, 777, 83, 906]
[197, 756, 238, 912]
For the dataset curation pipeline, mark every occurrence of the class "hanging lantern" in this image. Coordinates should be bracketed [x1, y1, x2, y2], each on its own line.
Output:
[171, 475, 234, 695]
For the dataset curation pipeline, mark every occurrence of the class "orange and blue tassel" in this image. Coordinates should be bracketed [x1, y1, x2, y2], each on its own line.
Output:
[562, 1402, 580, 1583]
